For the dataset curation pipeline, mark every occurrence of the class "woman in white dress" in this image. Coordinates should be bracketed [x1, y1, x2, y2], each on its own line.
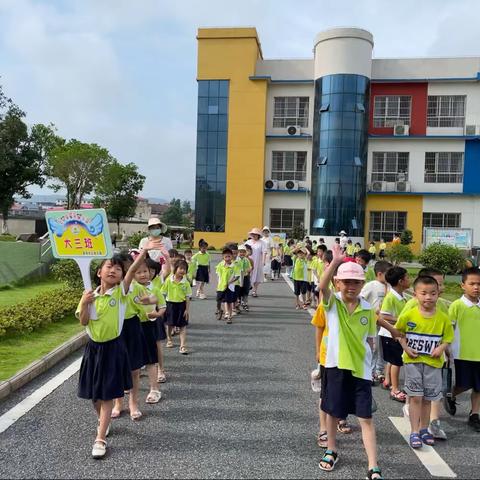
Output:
[261, 226, 275, 281]
[246, 227, 267, 297]
[139, 217, 173, 263]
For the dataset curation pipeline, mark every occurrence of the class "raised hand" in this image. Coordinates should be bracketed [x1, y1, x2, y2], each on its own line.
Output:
[331, 243, 346, 264]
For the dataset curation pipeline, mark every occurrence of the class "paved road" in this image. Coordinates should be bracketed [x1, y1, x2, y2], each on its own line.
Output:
[0, 275, 479, 478]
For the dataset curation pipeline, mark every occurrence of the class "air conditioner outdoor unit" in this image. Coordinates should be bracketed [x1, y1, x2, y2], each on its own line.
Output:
[465, 125, 478, 136]
[396, 181, 411, 192]
[393, 124, 410, 136]
[264, 179, 278, 190]
[285, 180, 299, 190]
[370, 181, 387, 192]
[286, 125, 301, 136]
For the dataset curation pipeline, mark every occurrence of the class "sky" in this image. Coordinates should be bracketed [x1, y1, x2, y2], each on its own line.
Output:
[1, 0, 479, 202]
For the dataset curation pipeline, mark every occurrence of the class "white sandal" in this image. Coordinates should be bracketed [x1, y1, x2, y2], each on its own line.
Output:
[145, 389, 162, 404]
[92, 439, 107, 459]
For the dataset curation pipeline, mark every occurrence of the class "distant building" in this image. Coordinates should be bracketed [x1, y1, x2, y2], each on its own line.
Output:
[133, 197, 152, 221]
[150, 203, 169, 218]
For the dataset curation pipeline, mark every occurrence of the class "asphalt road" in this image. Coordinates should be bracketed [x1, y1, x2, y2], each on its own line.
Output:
[0, 275, 479, 479]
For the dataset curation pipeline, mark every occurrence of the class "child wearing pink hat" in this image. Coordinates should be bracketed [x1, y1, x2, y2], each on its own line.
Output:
[317, 244, 383, 480]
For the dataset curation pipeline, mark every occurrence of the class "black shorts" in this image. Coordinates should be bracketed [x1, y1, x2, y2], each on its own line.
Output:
[294, 280, 308, 296]
[195, 265, 209, 283]
[271, 259, 281, 271]
[240, 275, 251, 297]
[284, 254, 293, 267]
[381, 336, 404, 367]
[455, 359, 480, 392]
[321, 367, 373, 419]
[216, 288, 237, 304]
[379, 250, 385, 259]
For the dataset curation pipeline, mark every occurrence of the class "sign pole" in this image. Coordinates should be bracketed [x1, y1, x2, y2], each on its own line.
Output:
[75, 257, 93, 291]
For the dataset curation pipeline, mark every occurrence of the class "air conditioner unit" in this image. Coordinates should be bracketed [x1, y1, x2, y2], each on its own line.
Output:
[286, 125, 301, 136]
[285, 180, 299, 190]
[393, 124, 410, 136]
[264, 179, 278, 190]
[370, 181, 387, 192]
[465, 125, 478, 136]
[395, 181, 411, 192]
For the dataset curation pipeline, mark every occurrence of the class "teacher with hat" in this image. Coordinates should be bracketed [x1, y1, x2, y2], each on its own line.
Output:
[246, 227, 267, 297]
[139, 217, 173, 263]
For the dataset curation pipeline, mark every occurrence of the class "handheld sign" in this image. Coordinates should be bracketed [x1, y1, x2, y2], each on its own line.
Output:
[45, 209, 113, 290]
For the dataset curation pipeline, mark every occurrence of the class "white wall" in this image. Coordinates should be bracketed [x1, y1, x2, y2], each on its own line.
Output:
[255, 59, 313, 81]
[263, 191, 310, 233]
[266, 83, 314, 136]
[367, 138, 465, 193]
[422, 196, 480, 246]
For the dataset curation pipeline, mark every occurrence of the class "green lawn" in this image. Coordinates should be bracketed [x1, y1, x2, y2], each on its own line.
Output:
[0, 314, 83, 381]
[0, 279, 63, 307]
[0, 242, 42, 285]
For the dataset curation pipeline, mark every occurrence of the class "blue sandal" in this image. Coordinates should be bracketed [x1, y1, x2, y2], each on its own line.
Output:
[420, 428, 435, 446]
[319, 449, 338, 471]
[367, 466, 384, 480]
[409, 432, 422, 449]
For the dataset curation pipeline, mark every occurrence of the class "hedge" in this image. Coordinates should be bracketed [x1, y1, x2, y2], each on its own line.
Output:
[0, 286, 81, 337]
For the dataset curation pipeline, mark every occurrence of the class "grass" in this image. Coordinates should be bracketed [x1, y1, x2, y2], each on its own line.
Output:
[0, 242, 42, 285]
[0, 278, 63, 307]
[0, 314, 83, 381]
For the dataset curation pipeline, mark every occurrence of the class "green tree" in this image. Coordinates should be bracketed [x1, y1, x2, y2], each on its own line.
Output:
[47, 139, 113, 209]
[94, 161, 145, 232]
[181, 200, 192, 215]
[162, 198, 184, 226]
[386, 244, 415, 265]
[400, 229, 414, 245]
[418, 243, 465, 274]
[0, 87, 51, 233]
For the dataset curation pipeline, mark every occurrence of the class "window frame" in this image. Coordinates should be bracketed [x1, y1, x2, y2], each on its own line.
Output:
[369, 211, 407, 242]
[422, 212, 461, 229]
[273, 96, 310, 128]
[427, 95, 466, 128]
[371, 151, 409, 182]
[271, 151, 307, 181]
[269, 208, 305, 233]
[424, 152, 464, 183]
[373, 95, 411, 128]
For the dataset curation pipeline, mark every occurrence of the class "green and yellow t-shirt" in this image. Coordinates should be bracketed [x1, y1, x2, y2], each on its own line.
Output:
[403, 297, 449, 315]
[368, 245, 376, 255]
[379, 289, 407, 338]
[216, 261, 237, 291]
[75, 283, 128, 343]
[311, 304, 328, 366]
[307, 259, 315, 283]
[449, 296, 480, 361]
[292, 257, 308, 282]
[395, 306, 454, 368]
[160, 275, 192, 303]
[125, 280, 148, 319]
[322, 292, 377, 380]
[284, 245, 292, 256]
[364, 266, 375, 283]
[192, 251, 210, 267]
[379, 242, 387, 251]
[346, 244, 355, 256]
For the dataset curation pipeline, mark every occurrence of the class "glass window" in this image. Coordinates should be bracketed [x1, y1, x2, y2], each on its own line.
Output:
[219, 80, 229, 97]
[369, 211, 407, 241]
[371, 152, 409, 182]
[269, 209, 305, 233]
[271, 151, 307, 181]
[427, 96, 466, 127]
[373, 95, 411, 127]
[424, 152, 464, 183]
[423, 212, 461, 229]
[273, 96, 310, 128]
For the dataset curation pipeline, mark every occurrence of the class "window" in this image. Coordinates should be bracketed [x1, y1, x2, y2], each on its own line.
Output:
[270, 209, 305, 233]
[427, 95, 466, 127]
[271, 151, 307, 181]
[424, 152, 463, 183]
[369, 211, 407, 241]
[273, 97, 309, 128]
[423, 212, 461, 229]
[373, 95, 411, 127]
[372, 152, 409, 182]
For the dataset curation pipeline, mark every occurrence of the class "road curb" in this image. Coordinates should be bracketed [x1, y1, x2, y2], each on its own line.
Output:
[0, 331, 87, 401]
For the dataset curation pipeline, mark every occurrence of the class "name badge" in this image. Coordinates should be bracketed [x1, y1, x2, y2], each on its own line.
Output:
[405, 332, 441, 355]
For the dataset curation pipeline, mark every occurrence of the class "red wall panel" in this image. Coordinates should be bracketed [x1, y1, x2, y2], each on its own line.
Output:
[369, 82, 428, 135]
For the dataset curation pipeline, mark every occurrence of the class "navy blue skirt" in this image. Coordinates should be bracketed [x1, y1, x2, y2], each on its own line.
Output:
[165, 301, 188, 328]
[78, 336, 133, 402]
[141, 320, 159, 365]
[121, 316, 147, 371]
[195, 265, 209, 283]
[157, 317, 167, 341]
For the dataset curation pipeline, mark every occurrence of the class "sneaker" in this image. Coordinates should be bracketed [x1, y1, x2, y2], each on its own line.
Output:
[428, 419, 447, 440]
[468, 413, 480, 432]
[92, 440, 107, 459]
[200, 293, 206, 300]
[402, 404, 410, 419]
[443, 394, 458, 416]
[195, 290, 200, 298]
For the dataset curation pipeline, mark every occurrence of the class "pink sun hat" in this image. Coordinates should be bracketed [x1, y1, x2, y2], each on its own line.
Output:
[335, 261, 365, 281]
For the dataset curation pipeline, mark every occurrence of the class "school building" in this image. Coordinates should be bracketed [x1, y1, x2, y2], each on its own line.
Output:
[194, 27, 480, 252]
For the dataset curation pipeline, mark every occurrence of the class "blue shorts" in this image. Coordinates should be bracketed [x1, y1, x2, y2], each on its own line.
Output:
[381, 336, 403, 367]
[455, 359, 480, 393]
[217, 288, 237, 304]
[321, 367, 373, 419]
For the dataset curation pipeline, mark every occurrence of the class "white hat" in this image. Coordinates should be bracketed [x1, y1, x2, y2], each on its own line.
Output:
[147, 217, 167, 233]
[339, 230, 347, 235]
[249, 227, 263, 236]
[262, 226, 271, 233]
[238, 244, 247, 251]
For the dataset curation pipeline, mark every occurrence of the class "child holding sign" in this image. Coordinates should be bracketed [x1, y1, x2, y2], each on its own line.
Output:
[76, 240, 161, 459]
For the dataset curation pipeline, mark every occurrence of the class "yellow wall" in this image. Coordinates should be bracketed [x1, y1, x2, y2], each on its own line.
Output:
[194, 28, 267, 248]
[365, 195, 423, 253]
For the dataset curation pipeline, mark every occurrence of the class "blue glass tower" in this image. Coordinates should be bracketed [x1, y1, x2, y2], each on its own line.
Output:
[310, 29, 373, 238]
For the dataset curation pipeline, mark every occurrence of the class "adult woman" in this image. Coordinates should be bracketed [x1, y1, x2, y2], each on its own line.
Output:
[139, 217, 173, 263]
[246, 227, 267, 297]
[261, 226, 275, 281]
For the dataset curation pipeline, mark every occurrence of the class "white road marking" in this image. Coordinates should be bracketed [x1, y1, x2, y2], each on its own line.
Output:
[0, 358, 82, 434]
[389, 416, 456, 478]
